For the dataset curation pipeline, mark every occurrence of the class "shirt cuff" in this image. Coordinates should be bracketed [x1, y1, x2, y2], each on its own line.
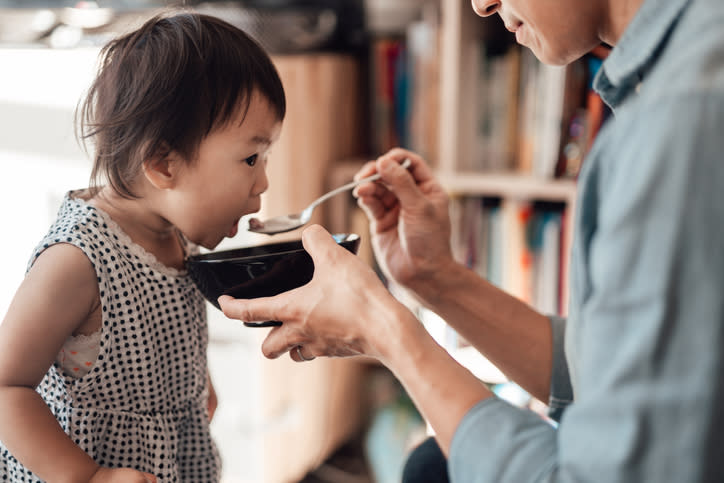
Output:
[547, 315, 573, 422]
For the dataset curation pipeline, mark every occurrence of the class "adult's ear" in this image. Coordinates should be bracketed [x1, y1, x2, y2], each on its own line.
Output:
[142, 146, 184, 190]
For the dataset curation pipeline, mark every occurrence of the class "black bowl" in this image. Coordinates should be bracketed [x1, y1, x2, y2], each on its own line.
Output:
[186, 233, 360, 325]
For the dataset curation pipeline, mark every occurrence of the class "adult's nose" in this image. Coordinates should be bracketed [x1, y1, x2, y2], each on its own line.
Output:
[471, 0, 501, 17]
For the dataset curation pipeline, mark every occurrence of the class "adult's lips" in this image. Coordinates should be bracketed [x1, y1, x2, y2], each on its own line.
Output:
[505, 20, 522, 33]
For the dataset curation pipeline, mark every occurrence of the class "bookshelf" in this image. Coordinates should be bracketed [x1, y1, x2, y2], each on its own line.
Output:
[438, 171, 576, 201]
[369, 0, 613, 305]
[437, 0, 488, 174]
[331, 0, 612, 399]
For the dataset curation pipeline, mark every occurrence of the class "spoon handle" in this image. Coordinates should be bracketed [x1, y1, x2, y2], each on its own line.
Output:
[309, 158, 412, 209]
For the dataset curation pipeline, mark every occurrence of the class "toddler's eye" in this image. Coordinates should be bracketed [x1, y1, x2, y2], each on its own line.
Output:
[244, 154, 258, 167]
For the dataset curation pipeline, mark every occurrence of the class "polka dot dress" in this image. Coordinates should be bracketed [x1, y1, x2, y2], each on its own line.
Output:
[0, 191, 221, 482]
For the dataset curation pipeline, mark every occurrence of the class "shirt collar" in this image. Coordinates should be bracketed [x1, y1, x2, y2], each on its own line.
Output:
[594, 0, 691, 108]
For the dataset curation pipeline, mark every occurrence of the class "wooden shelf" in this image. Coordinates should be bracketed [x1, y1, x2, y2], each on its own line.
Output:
[437, 171, 577, 201]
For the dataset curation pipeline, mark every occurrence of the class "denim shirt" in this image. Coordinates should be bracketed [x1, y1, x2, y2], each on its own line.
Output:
[450, 0, 724, 481]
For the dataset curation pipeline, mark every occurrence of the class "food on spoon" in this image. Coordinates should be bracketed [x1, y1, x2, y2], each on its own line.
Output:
[248, 217, 265, 230]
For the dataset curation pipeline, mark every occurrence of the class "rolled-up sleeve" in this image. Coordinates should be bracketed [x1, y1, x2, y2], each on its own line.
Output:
[450, 398, 558, 482]
[547, 315, 572, 422]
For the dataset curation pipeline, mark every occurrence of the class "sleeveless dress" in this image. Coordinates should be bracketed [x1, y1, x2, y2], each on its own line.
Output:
[0, 191, 221, 482]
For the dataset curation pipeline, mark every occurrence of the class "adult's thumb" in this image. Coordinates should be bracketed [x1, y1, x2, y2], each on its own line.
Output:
[300, 224, 337, 260]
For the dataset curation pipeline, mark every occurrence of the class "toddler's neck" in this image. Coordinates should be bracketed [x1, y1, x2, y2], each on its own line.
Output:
[87, 188, 187, 270]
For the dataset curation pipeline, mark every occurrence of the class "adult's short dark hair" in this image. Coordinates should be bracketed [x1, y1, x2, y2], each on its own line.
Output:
[77, 11, 286, 198]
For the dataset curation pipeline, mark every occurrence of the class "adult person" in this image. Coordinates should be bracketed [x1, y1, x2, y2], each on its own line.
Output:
[219, 0, 724, 480]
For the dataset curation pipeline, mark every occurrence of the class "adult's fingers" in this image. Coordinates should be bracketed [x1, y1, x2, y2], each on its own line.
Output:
[288, 344, 316, 363]
[218, 294, 282, 326]
[376, 156, 427, 209]
[353, 160, 378, 182]
[218, 227, 344, 359]
[262, 324, 305, 359]
[377, 148, 435, 185]
[300, 224, 351, 263]
[219, 295, 304, 358]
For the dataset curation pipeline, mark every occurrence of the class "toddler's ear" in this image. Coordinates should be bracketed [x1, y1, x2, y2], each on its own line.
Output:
[142, 149, 183, 190]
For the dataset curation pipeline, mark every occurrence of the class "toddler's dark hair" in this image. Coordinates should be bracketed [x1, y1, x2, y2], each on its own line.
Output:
[77, 11, 286, 198]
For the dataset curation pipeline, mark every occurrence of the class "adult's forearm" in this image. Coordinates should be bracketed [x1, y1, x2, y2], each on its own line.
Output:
[375, 308, 493, 454]
[0, 386, 99, 482]
[408, 263, 553, 402]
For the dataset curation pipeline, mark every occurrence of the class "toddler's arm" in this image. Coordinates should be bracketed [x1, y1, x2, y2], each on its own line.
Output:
[0, 244, 153, 482]
[207, 370, 218, 421]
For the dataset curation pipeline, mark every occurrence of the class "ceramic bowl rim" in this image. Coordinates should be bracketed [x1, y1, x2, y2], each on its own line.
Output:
[186, 233, 360, 264]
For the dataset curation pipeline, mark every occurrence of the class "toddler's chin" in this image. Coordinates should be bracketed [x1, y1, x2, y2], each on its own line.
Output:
[202, 239, 223, 251]
[185, 232, 221, 252]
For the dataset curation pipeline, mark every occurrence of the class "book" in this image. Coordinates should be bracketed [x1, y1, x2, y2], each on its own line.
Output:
[370, 37, 404, 155]
[407, 18, 440, 161]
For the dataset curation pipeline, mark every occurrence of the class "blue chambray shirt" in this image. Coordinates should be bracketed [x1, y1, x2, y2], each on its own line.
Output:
[449, 0, 724, 481]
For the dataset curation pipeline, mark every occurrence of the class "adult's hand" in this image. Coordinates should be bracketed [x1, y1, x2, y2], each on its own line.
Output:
[217, 225, 416, 364]
[219, 225, 494, 453]
[353, 148, 456, 300]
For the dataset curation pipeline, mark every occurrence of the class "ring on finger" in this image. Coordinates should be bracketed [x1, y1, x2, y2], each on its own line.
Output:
[295, 345, 315, 362]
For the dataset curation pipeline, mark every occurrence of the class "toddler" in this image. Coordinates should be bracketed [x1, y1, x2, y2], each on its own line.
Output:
[0, 11, 285, 482]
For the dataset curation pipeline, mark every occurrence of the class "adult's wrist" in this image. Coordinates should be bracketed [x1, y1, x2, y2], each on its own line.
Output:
[406, 260, 470, 308]
[368, 296, 428, 366]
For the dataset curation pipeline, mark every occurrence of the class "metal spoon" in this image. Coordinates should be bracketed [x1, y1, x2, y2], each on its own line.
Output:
[248, 158, 412, 235]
